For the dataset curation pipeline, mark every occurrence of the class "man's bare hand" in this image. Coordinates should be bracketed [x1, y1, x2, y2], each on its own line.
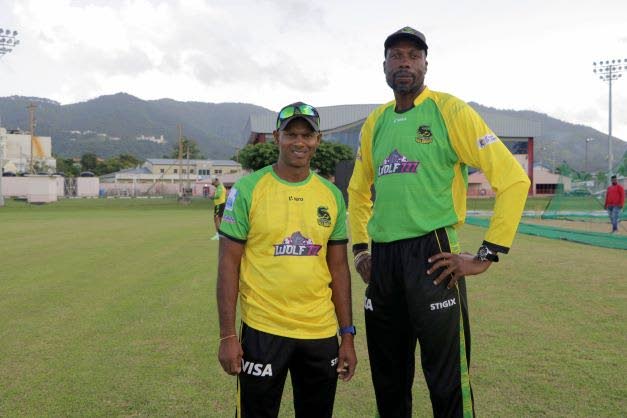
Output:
[354, 251, 371, 284]
[337, 335, 357, 382]
[218, 337, 243, 375]
[427, 252, 492, 289]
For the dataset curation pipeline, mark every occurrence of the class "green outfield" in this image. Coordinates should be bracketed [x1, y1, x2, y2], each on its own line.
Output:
[0, 198, 625, 417]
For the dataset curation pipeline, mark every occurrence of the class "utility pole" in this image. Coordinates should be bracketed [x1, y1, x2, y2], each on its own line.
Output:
[27, 103, 37, 173]
[593, 58, 626, 179]
[585, 137, 595, 173]
[177, 124, 183, 196]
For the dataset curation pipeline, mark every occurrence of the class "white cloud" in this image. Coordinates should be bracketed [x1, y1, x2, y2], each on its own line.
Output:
[1, 0, 626, 141]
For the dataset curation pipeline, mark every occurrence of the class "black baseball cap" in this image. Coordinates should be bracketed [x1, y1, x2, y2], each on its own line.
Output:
[276, 102, 321, 132]
[384, 26, 428, 56]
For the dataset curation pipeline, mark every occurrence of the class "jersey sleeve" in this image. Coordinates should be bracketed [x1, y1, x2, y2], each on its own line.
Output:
[347, 110, 379, 247]
[218, 182, 251, 242]
[329, 187, 348, 243]
[442, 98, 530, 251]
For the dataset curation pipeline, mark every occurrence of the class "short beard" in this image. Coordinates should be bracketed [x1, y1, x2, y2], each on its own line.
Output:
[386, 72, 422, 95]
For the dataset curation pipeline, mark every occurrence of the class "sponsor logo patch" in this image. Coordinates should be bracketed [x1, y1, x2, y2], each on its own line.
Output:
[477, 134, 498, 149]
[416, 125, 433, 144]
[377, 149, 419, 177]
[273, 231, 322, 256]
[241, 359, 273, 377]
[222, 214, 236, 224]
[317, 206, 331, 227]
[225, 187, 238, 211]
[430, 298, 457, 311]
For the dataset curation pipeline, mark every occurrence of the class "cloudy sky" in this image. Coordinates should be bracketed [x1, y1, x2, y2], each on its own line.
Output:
[1, 0, 627, 141]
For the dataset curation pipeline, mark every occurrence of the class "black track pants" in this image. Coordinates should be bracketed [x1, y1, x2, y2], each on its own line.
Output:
[364, 228, 474, 418]
[236, 323, 339, 418]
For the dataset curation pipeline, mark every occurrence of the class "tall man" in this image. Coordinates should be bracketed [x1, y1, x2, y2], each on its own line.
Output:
[217, 102, 357, 418]
[604, 175, 624, 233]
[348, 27, 530, 417]
[211, 176, 226, 240]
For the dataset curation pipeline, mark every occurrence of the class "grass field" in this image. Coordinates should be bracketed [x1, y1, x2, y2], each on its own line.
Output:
[1, 198, 625, 417]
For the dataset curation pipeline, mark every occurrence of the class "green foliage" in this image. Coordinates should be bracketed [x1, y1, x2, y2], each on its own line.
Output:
[54, 153, 143, 176]
[237, 143, 279, 171]
[311, 141, 354, 177]
[617, 152, 627, 176]
[237, 140, 354, 176]
[80, 153, 99, 172]
[596, 171, 608, 186]
[55, 157, 81, 176]
[166, 137, 205, 159]
[555, 161, 572, 176]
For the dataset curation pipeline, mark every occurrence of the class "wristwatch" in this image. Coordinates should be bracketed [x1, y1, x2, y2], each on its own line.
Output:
[339, 325, 357, 336]
[476, 245, 499, 262]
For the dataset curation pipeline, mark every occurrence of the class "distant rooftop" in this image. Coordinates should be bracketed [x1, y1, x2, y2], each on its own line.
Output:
[146, 158, 240, 166]
[247, 103, 541, 139]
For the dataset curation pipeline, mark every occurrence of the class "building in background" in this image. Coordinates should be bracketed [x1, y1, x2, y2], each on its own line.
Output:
[100, 158, 244, 197]
[0, 127, 56, 174]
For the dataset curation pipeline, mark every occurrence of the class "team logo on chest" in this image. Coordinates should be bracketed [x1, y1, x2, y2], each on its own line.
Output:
[416, 125, 433, 144]
[377, 149, 419, 177]
[317, 206, 332, 227]
[274, 231, 322, 256]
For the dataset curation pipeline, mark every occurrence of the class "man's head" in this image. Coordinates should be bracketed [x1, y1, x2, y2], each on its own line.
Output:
[211, 176, 220, 185]
[273, 102, 321, 169]
[611, 175, 617, 185]
[383, 26, 428, 96]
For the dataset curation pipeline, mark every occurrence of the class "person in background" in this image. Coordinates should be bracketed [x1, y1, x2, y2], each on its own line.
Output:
[216, 102, 357, 418]
[348, 26, 530, 417]
[210, 176, 226, 240]
[604, 175, 624, 233]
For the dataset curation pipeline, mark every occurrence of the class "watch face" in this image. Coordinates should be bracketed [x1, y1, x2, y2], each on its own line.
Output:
[478, 246, 489, 258]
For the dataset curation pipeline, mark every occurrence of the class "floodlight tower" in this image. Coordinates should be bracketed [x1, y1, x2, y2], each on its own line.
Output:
[0, 28, 20, 59]
[593, 58, 627, 178]
[0, 27, 21, 207]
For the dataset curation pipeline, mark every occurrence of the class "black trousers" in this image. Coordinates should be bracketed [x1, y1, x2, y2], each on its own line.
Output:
[365, 228, 474, 418]
[236, 323, 339, 418]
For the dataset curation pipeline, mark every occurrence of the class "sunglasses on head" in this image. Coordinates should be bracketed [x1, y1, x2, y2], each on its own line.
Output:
[276, 103, 320, 129]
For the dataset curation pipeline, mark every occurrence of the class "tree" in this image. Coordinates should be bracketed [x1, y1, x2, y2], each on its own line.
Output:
[596, 171, 608, 186]
[237, 143, 279, 171]
[311, 141, 354, 177]
[55, 156, 81, 176]
[237, 140, 354, 177]
[80, 153, 99, 172]
[167, 137, 205, 159]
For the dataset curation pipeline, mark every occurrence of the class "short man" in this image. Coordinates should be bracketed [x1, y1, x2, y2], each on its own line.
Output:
[217, 102, 357, 418]
[604, 175, 624, 233]
[348, 27, 530, 417]
[211, 176, 226, 240]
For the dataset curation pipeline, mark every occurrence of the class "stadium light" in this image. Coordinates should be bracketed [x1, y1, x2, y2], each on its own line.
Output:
[0, 27, 20, 59]
[592, 58, 627, 179]
[0, 27, 21, 206]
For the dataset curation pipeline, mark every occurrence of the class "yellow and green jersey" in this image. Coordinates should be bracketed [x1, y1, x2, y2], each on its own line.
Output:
[348, 87, 530, 251]
[212, 183, 226, 205]
[219, 165, 348, 339]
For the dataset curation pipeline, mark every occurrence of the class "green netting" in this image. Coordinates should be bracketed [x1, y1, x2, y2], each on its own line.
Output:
[541, 175, 626, 221]
[465, 217, 627, 250]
